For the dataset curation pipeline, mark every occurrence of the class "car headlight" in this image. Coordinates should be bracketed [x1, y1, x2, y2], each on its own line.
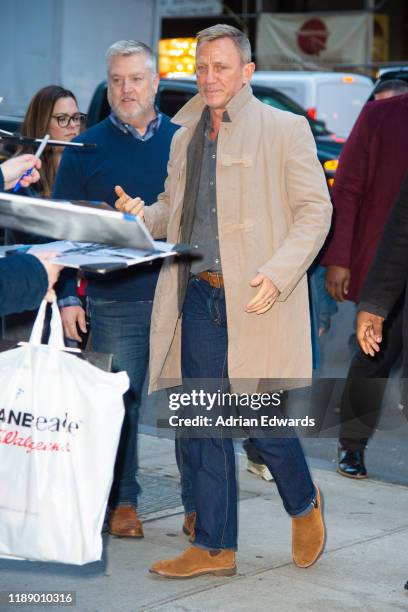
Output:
[323, 159, 339, 173]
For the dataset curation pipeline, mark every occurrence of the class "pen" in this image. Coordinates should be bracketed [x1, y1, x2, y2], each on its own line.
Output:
[13, 133, 50, 193]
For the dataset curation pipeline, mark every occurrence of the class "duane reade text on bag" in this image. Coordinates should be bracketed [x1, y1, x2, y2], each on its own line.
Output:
[0, 301, 129, 565]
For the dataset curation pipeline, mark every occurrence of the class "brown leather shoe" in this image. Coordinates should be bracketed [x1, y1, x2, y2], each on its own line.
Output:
[149, 546, 236, 579]
[182, 512, 196, 540]
[292, 485, 325, 568]
[108, 505, 144, 538]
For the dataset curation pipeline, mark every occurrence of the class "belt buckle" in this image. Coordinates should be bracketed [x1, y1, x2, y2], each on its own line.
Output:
[210, 271, 222, 289]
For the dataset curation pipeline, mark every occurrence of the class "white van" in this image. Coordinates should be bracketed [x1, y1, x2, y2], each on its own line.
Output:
[251, 72, 373, 138]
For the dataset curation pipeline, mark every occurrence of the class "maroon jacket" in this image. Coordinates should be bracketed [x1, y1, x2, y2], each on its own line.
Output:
[321, 93, 408, 303]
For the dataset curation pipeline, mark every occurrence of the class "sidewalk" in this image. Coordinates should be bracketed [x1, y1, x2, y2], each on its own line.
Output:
[1, 433, 407, 612]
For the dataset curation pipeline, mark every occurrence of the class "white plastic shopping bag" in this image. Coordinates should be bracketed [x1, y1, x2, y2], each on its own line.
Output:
[0, 300, 128, 565]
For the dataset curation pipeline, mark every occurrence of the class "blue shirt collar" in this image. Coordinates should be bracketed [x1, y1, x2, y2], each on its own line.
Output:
[109, 107, 162, 141]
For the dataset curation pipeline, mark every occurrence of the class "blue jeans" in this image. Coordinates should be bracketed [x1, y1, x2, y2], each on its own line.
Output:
[175, 436, 196, 515]
[308, 264, 338, 369]
[88, 298, 152, 509]
[179, 277, 315, 550]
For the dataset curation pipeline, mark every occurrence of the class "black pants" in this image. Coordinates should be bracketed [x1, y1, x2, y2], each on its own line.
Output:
[339, 297, 403, 450]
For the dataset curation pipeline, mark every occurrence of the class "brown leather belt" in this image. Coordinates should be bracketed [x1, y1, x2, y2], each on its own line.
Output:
[197, 270, 224, 289]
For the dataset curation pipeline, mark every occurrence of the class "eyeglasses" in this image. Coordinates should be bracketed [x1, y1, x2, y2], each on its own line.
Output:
[51, 113, 87, 128]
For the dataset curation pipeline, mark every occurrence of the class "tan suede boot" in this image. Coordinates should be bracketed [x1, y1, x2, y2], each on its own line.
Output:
[292, 485, 325, 568]
[182, 512, 196, 540]
[149, 546, 236, 579]
[108, 505, 144, 538]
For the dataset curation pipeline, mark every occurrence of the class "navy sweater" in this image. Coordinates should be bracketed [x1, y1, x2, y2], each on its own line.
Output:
[53, 116, 177, 301]
[0, 254, 48, 316]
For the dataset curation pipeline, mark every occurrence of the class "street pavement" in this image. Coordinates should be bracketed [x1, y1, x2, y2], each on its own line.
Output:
[1, 434, 407, 612]
[0, 302, 407, 611]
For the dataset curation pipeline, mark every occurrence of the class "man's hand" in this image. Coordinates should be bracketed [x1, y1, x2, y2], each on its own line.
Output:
[32, 252, 63, 302]
[356, 310, 384, 357]
[114, 185, 145, 220]
[60, 306, 87, 341]
[245, 273, 280, 315]
[1, 155, 42, 190]
[325, 265, 351, 302]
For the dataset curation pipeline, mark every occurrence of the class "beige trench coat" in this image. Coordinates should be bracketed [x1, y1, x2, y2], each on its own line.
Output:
[145, 85, 332, 393]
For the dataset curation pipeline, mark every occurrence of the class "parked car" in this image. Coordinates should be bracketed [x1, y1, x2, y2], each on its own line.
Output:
[369, 66, 408, 100]
[87, 78, 343, 184]
[250, 72, 373, 139]
[0, 115, 21, 135]
[0, 114, 23, 162]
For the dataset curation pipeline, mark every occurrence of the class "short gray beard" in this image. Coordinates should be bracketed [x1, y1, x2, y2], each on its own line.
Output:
[107, 89, 155, 123]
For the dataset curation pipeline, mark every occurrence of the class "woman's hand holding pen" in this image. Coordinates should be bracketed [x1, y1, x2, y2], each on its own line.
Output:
[2, 155, 42, 190]
[114, 185, 145, 221]
[12, 134, 49, 192]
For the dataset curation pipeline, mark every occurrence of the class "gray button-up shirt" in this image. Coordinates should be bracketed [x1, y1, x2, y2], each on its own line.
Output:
[190, 119, 221, 274]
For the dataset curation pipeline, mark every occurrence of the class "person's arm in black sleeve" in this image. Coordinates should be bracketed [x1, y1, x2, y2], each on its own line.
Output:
[0, 254, 48, 316]
[359, 171, 408, 318]
[52, 146, 87, 341]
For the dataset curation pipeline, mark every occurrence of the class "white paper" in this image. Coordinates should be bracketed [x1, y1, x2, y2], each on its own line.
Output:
[28, 240, 178, 271]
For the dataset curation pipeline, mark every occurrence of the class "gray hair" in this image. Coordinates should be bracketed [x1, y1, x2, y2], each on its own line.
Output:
[374, 78, 408, 96]
[105, 40, 157, 73]
[196, 24, 252, 64]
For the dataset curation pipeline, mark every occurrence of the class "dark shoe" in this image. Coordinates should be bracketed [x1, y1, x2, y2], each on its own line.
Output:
[337, 446, 367, 479]
[108, 505, 144, 538]
[182, 511, 196, 540]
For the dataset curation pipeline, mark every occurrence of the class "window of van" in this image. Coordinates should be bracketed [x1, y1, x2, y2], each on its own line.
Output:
[317, 83, 370, 137]
[158, 88, 194, 117]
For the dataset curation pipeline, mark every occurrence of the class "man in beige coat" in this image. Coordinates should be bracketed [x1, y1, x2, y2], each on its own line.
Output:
[116, 25, 332, 579]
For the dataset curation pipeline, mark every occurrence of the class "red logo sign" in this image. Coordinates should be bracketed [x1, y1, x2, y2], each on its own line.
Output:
[297, 19, 328, 56]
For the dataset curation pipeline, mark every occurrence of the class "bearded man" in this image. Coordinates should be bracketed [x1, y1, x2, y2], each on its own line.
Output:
[53, 40, 178, 539]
